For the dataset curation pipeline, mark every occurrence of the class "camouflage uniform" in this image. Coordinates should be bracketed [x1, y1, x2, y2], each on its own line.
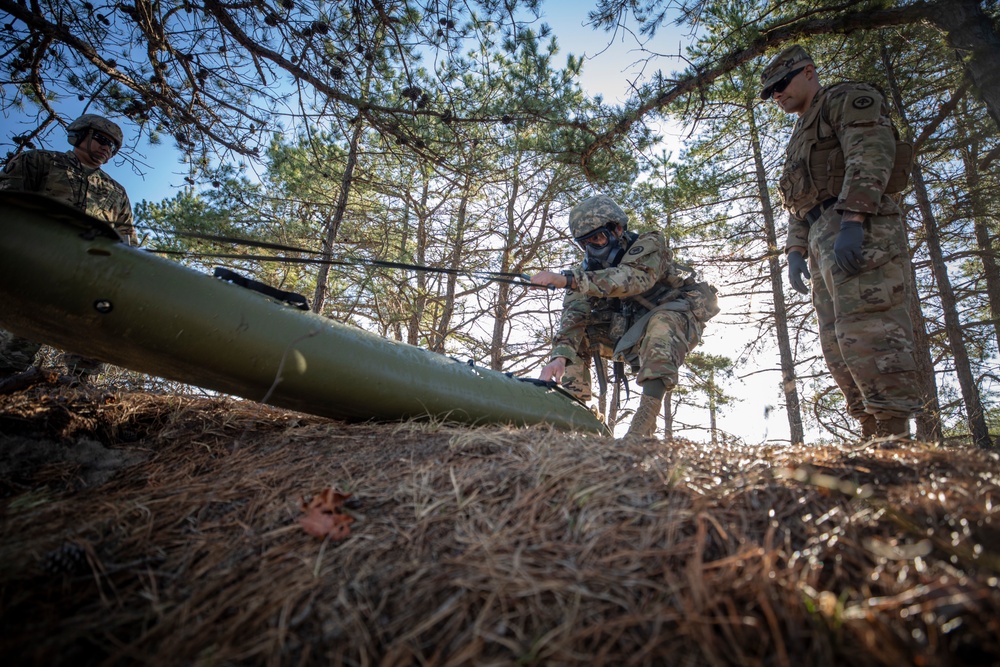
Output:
[767, 46, 923, 422]
[0, 121, 134, 380]
[550, 229, 706, 402]
[0, 149, 134, 240]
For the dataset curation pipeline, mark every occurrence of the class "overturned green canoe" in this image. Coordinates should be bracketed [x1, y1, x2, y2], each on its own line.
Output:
[0, 192, 609, 435]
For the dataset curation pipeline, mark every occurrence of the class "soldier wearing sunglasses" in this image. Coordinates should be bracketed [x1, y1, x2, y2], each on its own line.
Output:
[762, 45, 922, 442]
[529, 195, 718, 439]
[0, 114, 136, 383]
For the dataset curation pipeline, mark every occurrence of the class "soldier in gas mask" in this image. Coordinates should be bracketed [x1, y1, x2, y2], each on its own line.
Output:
[530, 195, 718, 438]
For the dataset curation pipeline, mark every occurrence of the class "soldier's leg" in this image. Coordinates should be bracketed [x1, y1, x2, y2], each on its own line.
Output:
[625, 310, 703, 437]
[858, 413, 878, 439]
[808, 250, 869, 424]
[635, 309, 702, 389]
[815, 213, 923, 422]
[0, 328, 42, 378]
[558, 347, 593, 403]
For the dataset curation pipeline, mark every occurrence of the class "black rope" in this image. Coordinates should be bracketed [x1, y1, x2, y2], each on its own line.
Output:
[151, 250, 535, 287]
[142, 227, 535, 287]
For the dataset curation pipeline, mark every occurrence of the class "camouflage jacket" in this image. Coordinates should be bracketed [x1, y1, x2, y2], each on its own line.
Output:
[0, 149, 136, 244]
[550, 230, 689, 362]
[780, 82, 899, 253]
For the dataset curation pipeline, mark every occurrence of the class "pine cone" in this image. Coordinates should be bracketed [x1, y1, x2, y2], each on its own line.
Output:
[41, 542, 88, 575]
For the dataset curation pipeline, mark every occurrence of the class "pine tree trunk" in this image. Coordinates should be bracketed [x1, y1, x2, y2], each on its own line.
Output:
[708, 366, 718, 447]
[973, 218, 1000, 350]
[392, 195, 412, 343]
[905, 255, 943, 443]
[748, 105, 806, 445]
[662, 389, 673, 439]
[911, 164, 993, 448]
[431, 175, 470, 353]
[879, 40, 943, 443]
[490, 164, 520, 371]
[957, 119, 1000, 352]
[313, 119, 362, 314]
[407, 175, 431, 347]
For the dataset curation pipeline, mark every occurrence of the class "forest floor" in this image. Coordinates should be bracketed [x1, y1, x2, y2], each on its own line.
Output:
[1, 381, 998, 666]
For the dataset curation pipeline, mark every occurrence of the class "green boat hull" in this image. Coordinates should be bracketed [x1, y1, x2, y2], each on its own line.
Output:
[0, 192, 609, 435]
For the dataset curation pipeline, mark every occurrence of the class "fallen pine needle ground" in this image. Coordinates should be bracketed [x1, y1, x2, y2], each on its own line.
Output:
[1, 386, 998, 666]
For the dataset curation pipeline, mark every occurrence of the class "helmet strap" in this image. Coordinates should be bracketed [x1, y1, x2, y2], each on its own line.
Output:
[69, 128, 90, 149]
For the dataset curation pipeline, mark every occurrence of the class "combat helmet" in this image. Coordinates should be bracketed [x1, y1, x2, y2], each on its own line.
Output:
[568, 194, 628, 242]
[67, 114, 123, 153]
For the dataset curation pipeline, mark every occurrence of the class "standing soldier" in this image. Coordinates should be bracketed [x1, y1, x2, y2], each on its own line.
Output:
[530, 195, 718, 438]
[762, 45, 922, 440]
[0, 114, 136, 382]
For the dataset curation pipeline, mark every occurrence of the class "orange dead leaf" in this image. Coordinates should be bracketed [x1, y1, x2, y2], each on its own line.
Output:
[299, 488, 355, 540]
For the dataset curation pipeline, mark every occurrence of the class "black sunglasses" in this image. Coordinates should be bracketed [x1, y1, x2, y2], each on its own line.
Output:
[91, 131, 118, 150]
[765, 67, 805, 98]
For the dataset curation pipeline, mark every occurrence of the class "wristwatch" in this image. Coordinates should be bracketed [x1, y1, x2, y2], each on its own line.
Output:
[560, 270, 575, 290]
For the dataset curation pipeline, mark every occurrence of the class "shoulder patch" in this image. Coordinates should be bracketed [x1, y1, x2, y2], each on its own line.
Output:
[628, 244, 644, 255]
[836, 86, 885, 125]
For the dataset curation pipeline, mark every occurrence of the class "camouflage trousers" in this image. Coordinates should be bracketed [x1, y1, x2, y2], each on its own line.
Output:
[560, 309, 702, 402]
[808, 209, 924, 421]
[0, 327, 104, 379]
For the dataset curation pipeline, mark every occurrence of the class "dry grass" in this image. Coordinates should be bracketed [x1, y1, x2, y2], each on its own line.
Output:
[1, 386, 998, 666]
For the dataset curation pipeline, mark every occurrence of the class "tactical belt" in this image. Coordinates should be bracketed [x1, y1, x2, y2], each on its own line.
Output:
[805, 197, 838, 227]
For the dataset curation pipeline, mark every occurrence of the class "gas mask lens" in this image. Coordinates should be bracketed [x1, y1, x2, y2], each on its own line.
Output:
[577, 228, 611, 249]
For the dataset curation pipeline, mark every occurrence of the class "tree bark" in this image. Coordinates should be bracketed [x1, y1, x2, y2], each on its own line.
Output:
[708, 366, 719, 447]
[879, 39, 944, 443]
[312, 118, 361, 314]
[662, 389, 673, 439]
[407, 174, 432, 347]
[910, 164, 993, 448]
[957, 110, 1000, 352]
[430, 174, 471, 353]
[904, 249, 943, 443]
[490, 163, 520, 371]
[748, 104, 806, 445]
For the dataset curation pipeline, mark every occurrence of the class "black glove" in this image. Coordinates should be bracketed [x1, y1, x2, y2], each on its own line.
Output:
[787, 250, 810, 295]
[834, 220, 865, 275]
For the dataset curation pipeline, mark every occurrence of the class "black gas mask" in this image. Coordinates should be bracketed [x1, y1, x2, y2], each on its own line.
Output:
[577, 225, 636, 270]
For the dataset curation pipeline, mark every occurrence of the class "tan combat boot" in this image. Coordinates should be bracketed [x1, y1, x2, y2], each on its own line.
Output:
[624, 394, 660, 438]
[875, 416, 911, 447]
[859, 414, 878, 440]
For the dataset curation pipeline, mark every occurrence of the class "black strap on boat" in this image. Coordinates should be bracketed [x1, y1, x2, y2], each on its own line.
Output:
[452, 363, 591, 407]
[213, 267, 310, 311]
[513, 377, 591, 406]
